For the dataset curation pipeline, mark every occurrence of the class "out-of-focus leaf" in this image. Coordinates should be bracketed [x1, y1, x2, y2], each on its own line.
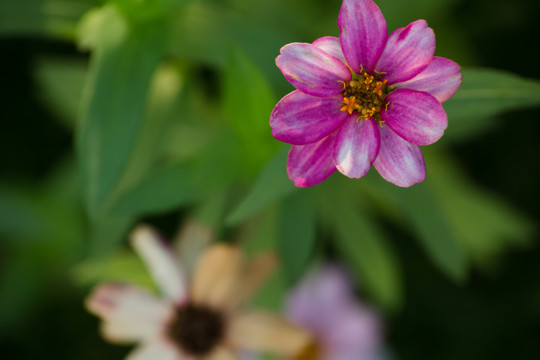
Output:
[0, 161, 85, 331]
[278, 191, 316, 284]
[327, 193, 402, 311]
[112, 139, 241, 217]
[426, 151, 534, 267]
[112, 0, 194, 23]
[76, 4, 165, 218]
[168, 1, 292, 90]
[240, 207, 287, 311]
[112, 61, 187, 196]
[72, 251, 154, 290]
[378, 0, 458, 27]
[34, 57, 87, 129]
[386, 182, 468, 282]
[86, 214, 133, 257]
[0, 250, 47, 333]
[227, 146, 296, 224]
[445, 68, 540, 139]
[0, 0, 92, 39]
[224, 46, 278, 170]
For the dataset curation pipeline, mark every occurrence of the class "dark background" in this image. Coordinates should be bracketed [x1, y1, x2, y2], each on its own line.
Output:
[1, 0, 539, 359]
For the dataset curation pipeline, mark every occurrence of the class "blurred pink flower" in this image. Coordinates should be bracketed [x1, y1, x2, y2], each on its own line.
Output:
[86, 224, 310, 360]
[286, 264, 384, 360]
[270, 0, 461, 187]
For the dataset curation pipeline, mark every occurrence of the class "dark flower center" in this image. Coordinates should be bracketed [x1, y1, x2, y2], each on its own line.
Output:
[294, 341, 321, 360]
[167, 303, 225, 356]
[340, 71, 391, 121]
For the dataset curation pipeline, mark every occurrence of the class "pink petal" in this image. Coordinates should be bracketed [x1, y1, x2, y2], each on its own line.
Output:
[276, 43, 351, 97]
[382, 89, 447, 145]
[338, 0, 387, 73]
[85, 284, 172, 344]
[286, 265, 354, 332]
[373, 126, 425, 187]
[312, 36, 347, 65]
[393, 56, 462, 102]
[131, 225, 188, 304]
[333, 117, 380, 178]
[287, 132, 337, 187]
[270, 90, 347, 145]
[323, 303, 382, 360]
[375, 20, 435, 84]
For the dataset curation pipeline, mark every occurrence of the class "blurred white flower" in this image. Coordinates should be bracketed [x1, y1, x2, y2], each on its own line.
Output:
[86, 222, 311, 360]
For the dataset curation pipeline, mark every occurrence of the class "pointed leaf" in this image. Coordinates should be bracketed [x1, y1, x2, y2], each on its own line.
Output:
[278, 192, 317, 284]
[389, 183, 468, 282]
[224, 46, 279, 170]
[227, 146, 297, 224]
[445, 68, 540, 139]
[76, 5, 166, 218]
[332, 206, 403, 311]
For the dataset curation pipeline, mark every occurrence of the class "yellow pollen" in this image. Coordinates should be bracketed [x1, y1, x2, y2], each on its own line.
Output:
[373, 80, 387, 97]
[340, 96, 361, 115]
[363, 72, 374, 90]
[340, 71, 392, 123]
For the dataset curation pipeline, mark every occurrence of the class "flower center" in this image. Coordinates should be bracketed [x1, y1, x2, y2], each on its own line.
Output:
[167, 303, 225, 356]
[294, 341, 321, 360]
[340, 71, 391, 121]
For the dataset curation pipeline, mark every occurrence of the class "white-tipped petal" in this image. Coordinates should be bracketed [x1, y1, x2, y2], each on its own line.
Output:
[131, 225, 188, 303]
[126, 339, 183, 360]
[228, 311, 311, 357]
[85, 284, 172, 344]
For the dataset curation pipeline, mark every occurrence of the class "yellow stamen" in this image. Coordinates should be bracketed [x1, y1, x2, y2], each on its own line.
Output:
[363, 72, 374, 90]
[340, 96, 361, 115]
[373, 80, 387, 97]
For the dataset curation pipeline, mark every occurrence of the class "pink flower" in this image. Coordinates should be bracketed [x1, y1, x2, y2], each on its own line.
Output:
[286, 265, 384, 360]
[86, 224, 311, 360]
[270, 0, 462, 187]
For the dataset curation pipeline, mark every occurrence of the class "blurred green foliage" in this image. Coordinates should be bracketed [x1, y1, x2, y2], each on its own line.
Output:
[1, 0, 540, 359]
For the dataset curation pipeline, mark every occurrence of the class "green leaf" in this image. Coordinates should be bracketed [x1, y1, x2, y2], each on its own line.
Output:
[167, 1, 291, 90]
[76, 5, 166, 218]
[277, 191, 317, 284]
[112, 0, 194, 23]
[239, 207, 287, 311]
[224, 46, 278, 170]
[34, 57, 88, 129]
[445, 68, 540, 139]
[0, 161, 86, 330]
[112, 139, 241, 216]
[331, 202, 402, 311]
[389, 183, 468, 282]
[227, 146, 296, 224]
[72, 250, 155, 290]
[0, 0, 92, 39]
[425, 151, 534, 268]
